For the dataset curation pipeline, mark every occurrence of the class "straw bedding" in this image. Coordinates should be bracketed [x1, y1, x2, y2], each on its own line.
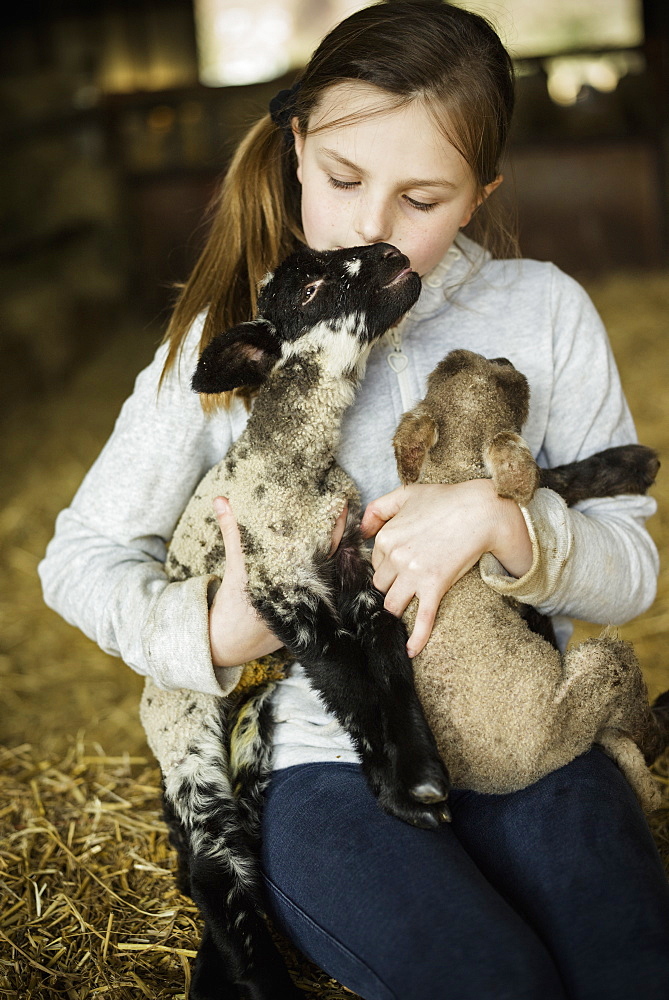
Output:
[1, 269, 668, 997]
[0, 742, 353, 998]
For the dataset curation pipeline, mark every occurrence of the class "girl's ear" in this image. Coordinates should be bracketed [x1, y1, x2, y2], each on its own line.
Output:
[460, 174, 504, 228]
[393, 406, 439, 485]
[191, 320, 282, 394]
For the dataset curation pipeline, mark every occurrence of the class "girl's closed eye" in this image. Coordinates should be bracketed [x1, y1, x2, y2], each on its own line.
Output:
[327, 176, 437, 212]
[403, 195, 438, 213]
[328, 176, 359, 191]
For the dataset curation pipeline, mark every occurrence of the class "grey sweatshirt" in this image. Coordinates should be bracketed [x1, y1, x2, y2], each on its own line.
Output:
[38, 236, 658, 770]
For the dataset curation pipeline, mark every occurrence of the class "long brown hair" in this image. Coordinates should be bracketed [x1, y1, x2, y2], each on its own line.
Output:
[162, 0, 517, 409]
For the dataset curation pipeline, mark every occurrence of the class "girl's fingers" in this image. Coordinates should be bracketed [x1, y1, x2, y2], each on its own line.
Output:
[380, 576, 416, 619]
[379, 577, 439, 654]
[406, 601, 440, 658]
[381, 572, 447, 656]
[360, 487, 407, 538]
[371, 553, 397, 594]
[212, 496, 246, 579]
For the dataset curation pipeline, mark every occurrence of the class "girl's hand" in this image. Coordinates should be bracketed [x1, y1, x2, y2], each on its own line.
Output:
[360, 481, 532, 657]
[209, 497, 283, 667]
[208, 497, 350, 668]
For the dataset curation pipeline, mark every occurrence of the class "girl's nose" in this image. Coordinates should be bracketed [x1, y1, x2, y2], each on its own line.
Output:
[353, 196, 393, 245]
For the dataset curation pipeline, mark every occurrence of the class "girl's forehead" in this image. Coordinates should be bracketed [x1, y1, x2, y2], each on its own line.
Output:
[306, 82, 471, 184]
[308, 81, 403, 126]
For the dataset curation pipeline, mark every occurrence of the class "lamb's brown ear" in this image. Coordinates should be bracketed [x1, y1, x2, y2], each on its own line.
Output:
[393, 406, 439, 484]
[192, 319, 281, 394]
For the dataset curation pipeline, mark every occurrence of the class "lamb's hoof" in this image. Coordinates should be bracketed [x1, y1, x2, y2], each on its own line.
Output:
[365, 752, 451, 828]
[190, 935, 234, 1000]
[410, 778, 450, 804]
[380, 791, 452, 829]
[377, 775, 452, 828]
[398, 750, 450, 805]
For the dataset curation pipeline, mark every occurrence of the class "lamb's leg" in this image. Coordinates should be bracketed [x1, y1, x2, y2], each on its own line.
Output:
[189, 924, 239, 998]
[334, 528, 452, 820]
[163, 700, 300, 1000]
[189, 853, 299, 1000]
[162, 796, 249, 999]
[485, 436, 658, 509]
[254, 575, 450, 830]
[548, 637, 665, 811]
[596, 729, 662, 813]
[345, 582, 453, 822]
[228, 683, 279, 845]
[254, 523, 450, 828]
[539, 444, 659, 506]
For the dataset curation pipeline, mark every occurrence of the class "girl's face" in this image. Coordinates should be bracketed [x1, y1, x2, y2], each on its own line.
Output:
[293, 83, 501, 277]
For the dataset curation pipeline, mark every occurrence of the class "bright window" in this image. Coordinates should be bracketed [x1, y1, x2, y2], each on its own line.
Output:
[194, 0, 369, 86]
[456, 0, 643, 58]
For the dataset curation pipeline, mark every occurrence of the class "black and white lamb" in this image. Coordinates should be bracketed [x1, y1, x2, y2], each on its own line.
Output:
[140, 242, 450, 1000]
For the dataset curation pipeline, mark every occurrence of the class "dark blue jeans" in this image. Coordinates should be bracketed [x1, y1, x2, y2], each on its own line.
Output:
[260, 750, 669, 1000]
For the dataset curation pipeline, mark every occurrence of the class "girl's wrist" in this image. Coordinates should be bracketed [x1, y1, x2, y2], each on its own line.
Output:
[487, 488, 533, 578]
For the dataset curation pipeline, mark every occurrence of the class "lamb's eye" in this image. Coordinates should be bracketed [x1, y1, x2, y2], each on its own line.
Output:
[301, 280, 322, 305]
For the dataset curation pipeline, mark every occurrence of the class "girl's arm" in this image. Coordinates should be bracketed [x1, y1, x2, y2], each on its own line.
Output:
[207, 496, 284, 667]
[208, 498, 349, 667]
[362, 266, 658, 655]
[38, 318, 252, 695]
[481, 268, 659, 625]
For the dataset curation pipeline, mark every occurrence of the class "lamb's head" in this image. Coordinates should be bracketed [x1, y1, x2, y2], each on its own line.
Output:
[192, 243, 421, 394]
[394, 349, 532, 486]
[425, 350, 530, 433]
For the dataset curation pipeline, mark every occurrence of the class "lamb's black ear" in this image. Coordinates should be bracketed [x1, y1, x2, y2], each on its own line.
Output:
[191, 319, 281, 393]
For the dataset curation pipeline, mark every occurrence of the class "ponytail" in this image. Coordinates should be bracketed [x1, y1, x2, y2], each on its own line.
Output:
[160, 114, 302, 410]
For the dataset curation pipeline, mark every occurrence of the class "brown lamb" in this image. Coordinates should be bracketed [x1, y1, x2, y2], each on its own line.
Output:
[395, 348, 667, 811]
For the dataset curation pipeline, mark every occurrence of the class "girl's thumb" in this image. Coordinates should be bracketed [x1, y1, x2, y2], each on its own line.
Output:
[213, 496, 230, 520]
[360, 487, 405, 538]
[212, 496, 243, 564]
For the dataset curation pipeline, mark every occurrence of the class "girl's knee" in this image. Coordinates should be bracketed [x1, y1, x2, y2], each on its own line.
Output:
[377, 925, 565, 1000]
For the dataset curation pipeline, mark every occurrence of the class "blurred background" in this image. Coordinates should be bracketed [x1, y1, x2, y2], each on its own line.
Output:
[1, 0, 668, 755]
[1, 4, 668, 995]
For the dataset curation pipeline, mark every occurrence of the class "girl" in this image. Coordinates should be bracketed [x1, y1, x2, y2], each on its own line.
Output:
[39, 2, 669, 998]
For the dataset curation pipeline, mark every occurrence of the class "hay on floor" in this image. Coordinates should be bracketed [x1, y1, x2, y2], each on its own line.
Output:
[0, 741, 357, 999]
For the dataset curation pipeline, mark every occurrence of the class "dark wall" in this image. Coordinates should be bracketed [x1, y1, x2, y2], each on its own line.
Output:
[1, 0, 668, 412]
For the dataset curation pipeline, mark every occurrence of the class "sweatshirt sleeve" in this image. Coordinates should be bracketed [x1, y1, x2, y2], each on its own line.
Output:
[38, 318, 242, 696]
[480, 266, 659, 625]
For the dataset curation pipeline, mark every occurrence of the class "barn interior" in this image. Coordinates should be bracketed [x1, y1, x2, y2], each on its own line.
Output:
[1, 1, 668, 996]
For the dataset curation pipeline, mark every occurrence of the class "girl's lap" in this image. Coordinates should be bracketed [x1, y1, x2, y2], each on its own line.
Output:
[260, 752, 669, 1000]
[261, 761, 560, 1000]
[450, 747, 669, 999]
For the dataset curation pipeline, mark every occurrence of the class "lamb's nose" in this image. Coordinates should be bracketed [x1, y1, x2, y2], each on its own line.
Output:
[382, 245, 402, 259]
